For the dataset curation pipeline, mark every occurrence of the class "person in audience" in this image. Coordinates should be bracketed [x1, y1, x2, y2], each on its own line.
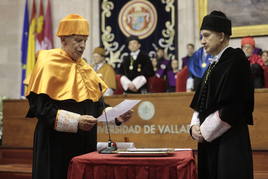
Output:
[241, 36, 265, 88]
[261, 50, 268, 88]
[119, 35, 154, 93]
[25, 14, 132, 179]
[154, 48, 170, 79]
[151, 57, 158, 73]
[187, 46, 212, 91]
[92, 47, 117, 96]
[181, 43, 195, 68]
[254, 47, 263, 56]
[166, 59, 179, 92]
[261, 50, 268, 66]
[190, 11, 254, 179]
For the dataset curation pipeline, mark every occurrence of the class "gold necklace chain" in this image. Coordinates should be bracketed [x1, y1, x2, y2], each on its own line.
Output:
[204, 61, 218, 84]
[129, 56, 134, 70]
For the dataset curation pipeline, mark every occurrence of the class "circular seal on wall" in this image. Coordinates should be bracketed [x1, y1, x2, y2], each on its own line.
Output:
[138, 101, 155, 120]
[118, 0, 158, 39]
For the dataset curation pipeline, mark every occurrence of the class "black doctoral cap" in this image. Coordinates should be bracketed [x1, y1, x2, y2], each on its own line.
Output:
[200, 10, 232, 36]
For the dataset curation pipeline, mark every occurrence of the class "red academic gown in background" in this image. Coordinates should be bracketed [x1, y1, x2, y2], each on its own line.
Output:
[264, 65, 268, 88]
[190, 48, 254, 179]
[248, 54, 265, 88]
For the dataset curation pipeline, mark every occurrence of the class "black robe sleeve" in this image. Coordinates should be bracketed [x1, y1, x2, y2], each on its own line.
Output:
[217, 54, 254, 126]
[26, 92, 58, 127]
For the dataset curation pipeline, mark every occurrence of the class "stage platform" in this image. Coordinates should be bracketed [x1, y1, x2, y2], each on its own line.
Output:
[1, 90, 268, 178]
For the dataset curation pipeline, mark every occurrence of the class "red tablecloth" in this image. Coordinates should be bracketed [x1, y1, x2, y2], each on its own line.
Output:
[67, 151, 197, 179]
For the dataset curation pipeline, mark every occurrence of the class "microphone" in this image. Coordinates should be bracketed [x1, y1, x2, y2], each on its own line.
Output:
[98, 83, 117, 154]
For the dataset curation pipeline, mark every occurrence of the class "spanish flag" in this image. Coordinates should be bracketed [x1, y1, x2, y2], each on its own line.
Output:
[25, 0, 36, 85]
[43, 0, 54, 49]
[20, 0, 29, 97]
[36, 0, 44, 51]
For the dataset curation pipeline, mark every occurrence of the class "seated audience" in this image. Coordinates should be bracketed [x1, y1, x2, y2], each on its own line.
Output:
[92, 47, 117, 96]
[151, 57, 158, 74]
[154, 48, 170, 79]
[166, 59, 179, 92]
[181, 43, 195, 68]
[261, 50, 268, 66]
[241, 37, 265, 88]
[254, 47, 263, 56]
[187, 47, 212, 91]
[119, 35, 154, 94]
[261, 50, 268, 88]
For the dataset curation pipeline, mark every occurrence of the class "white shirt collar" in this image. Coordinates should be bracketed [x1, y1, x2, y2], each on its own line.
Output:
[94, 61, 105, 71]
[130, 49, 140, 60]
[210, 46, 229, 63]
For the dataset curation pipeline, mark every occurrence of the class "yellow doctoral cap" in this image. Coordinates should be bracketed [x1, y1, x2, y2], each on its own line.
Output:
[56, 14, 89, 37]
[93, 47, 106, 56]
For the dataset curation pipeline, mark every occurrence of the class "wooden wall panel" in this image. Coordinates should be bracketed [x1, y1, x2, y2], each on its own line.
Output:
[98, 92, 196, 148]
[2, 90, 268, 150]
[2, 100, 36, 147]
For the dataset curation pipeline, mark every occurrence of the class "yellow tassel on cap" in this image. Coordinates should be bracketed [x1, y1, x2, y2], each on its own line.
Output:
[56, 14, 89, 37]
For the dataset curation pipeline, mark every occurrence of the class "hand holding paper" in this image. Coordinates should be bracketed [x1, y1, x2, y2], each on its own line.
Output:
[117, 110, 133, 123]
[97, 99, 141, 122]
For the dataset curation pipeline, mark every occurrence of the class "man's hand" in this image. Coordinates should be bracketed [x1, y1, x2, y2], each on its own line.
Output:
[191, 125, 204, 143]
[116, 110, 133, 123]
[128, 83, 138, 92]
[78, 115, 97, 131]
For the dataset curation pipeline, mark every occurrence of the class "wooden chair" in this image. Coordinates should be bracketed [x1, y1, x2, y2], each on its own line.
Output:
[113, 75, 124, 95]
[176, 67, 188, 92]
[264, 66, 268, 88]
[148, 77, 167, 93]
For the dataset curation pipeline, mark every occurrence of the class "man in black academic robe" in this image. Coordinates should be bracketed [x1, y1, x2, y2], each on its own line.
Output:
[119, 35, 154, 94]
[26, 14, 131, 179]
[189, 11, 254, 179]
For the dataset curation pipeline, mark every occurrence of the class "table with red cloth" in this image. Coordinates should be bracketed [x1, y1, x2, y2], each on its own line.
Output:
[67, 151, 197, 179]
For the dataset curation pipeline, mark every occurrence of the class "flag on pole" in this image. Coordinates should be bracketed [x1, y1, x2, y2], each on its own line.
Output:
[36, 0, 44, 51]
[25, 0, 37, 88]
[43, 0, 54, 49]
[20, 0, 29, 97]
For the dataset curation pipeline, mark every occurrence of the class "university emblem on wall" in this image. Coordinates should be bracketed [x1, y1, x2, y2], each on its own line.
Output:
[118, 0, 157, 39]
[100, 0, 177, 67]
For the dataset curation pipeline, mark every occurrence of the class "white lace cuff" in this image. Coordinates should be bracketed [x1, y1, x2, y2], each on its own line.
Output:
[190, 111, 200, 127]
[200, 110, 231, 142]
[54, 110, 80, 133]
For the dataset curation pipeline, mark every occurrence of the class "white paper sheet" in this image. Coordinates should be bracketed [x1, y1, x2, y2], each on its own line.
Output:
[174, 148, 192, 151]
[97, 142, 135, 151]
[127, 148, 170, 152]
[97, 99, 141, 122]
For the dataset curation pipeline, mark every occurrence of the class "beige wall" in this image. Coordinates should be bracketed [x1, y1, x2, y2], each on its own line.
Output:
[0, 0, 268, 98]
[0, 0, 100, 98]
[179, 0, 268, 67]
[0, 0, 24, 99]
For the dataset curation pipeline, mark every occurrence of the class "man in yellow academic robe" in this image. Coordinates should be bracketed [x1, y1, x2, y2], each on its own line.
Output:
[26, 14, 132, 179]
